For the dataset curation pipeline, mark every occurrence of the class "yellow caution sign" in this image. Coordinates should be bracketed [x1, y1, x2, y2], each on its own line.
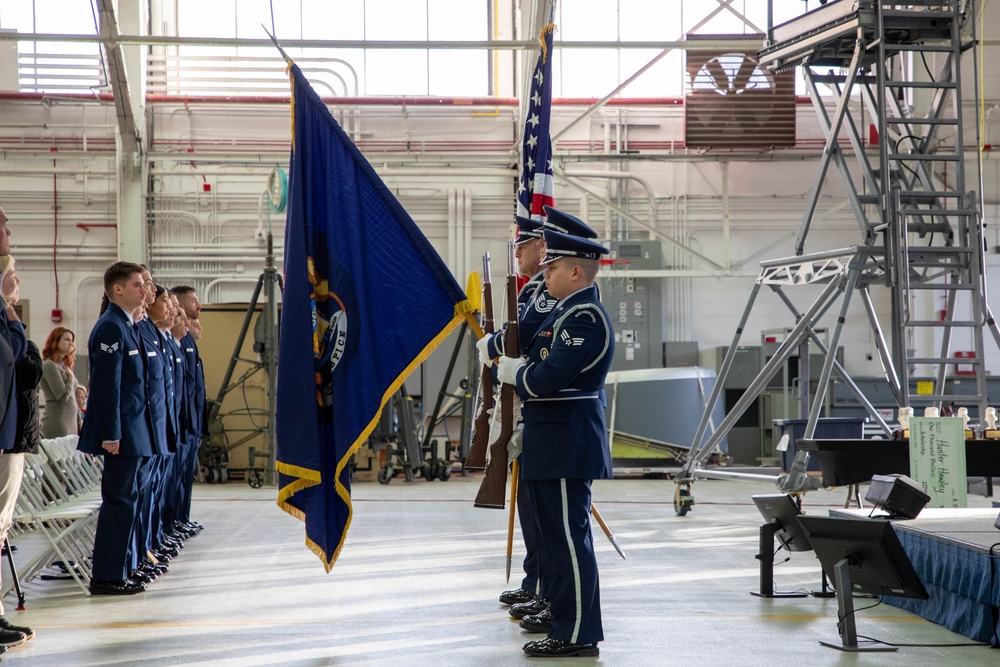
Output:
[916, 381, 934, 395]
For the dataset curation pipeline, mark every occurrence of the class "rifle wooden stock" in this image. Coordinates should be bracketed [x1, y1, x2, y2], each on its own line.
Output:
[464, 259, 494, 471]
[474, 267, 519, 509]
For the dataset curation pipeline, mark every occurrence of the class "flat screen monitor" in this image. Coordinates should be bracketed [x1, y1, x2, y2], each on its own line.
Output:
[797, 515, 928, 600]
[752, 494, 812, 552]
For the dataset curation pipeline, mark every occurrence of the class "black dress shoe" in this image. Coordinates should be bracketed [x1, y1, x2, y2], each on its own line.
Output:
[141, 561, 168, 576]
[156, 545, 180, 558]
[176, 521, 202, 533]
[509, 597, 548, 619]
[151, 549, 173, 562]
[499, 587, 535, 606]
[89, 580, 146, 596]
[523, 637, 599, 658]
[519, 608, 553, 633]
[130, 569, 154, 583]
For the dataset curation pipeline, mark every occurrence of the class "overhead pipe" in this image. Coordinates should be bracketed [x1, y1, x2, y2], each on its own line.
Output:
[203, 277, 267, 304]
[456, 189, 466, 284]
[0, 31, 763, 51]
[464, 188, 473, 286]
[448, 188, 457, 274]
[0, 91, 819, 107]
[557, 169, 660, 239]
[12, 249, 116, 261]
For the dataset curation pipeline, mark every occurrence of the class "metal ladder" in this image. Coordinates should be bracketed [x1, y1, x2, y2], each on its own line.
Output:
[872, 1, 990, 413]
[769, 0, 996, 418]
[672, 1, 1000, 514]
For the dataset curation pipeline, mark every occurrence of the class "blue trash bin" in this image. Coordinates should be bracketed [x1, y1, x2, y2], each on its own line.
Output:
[773, 418, 865, 472]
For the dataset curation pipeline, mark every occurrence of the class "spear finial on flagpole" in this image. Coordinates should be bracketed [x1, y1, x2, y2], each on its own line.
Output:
[262, 23, 292, 65]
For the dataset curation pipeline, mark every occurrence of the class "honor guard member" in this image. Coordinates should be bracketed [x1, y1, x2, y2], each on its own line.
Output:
[476, 209, 601, 625]
[476, 216, 550, 614]
[79, 261, 156, 595]
[496, 229, 613, 658]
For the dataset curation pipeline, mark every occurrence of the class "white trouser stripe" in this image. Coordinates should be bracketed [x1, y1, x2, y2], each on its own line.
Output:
[560, 479, 583, 643]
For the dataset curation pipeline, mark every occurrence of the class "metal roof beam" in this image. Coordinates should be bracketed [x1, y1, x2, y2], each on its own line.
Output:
[96, 0, 140, 173]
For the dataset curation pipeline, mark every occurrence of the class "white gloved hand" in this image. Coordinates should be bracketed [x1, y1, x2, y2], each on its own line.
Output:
[476, 335, 493, 368]
[497, 356, 527, 385]
[507, 423, 524, 461]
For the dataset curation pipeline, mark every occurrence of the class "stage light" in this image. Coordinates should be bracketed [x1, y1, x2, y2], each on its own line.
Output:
[864, 474, 930, 520]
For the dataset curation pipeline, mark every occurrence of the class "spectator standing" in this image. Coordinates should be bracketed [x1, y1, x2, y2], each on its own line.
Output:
[40, 327, 84, 438]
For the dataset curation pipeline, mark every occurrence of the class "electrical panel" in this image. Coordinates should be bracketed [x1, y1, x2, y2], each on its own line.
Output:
[601, 240, 663, 372]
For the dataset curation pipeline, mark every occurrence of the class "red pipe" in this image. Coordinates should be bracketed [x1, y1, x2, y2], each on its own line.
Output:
[52, 157, 59, 311]
[75, 223, 117, 231]
[0, 91, 815, 106]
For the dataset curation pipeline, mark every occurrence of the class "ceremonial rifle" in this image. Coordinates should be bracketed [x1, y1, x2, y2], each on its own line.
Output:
[464, 253, 493, 470]
[474, 243, 519, 509]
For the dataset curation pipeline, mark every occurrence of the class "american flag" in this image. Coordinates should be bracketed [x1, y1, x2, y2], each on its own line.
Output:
[516, 24, 555, 221]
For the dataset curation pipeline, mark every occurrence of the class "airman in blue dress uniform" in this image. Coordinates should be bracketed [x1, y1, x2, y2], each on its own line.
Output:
[78, 261, 156, 595]
[477, 209, 604, 628]
[136, 282, 180, 581]
[476, 216, 551, 612]
[173, 286, 206, 533]
[496, 227, 613, 659]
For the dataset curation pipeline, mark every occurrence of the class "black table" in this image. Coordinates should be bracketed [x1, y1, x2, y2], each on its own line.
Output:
[798, 438, 1000, 487]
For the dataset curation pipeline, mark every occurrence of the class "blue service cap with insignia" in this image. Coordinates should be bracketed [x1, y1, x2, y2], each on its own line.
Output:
[541, 229, 610, 265]
[514, 215, 544, 245]
[542, 206, 599, 239]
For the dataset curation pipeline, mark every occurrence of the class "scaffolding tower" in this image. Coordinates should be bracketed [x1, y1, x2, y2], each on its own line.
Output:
[673, 1, 1000, 514]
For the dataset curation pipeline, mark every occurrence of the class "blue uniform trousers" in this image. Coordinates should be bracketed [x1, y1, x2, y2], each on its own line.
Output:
[133, 456, 159, 566]
[92, 455, 144, 582]
[177, 442, 198, 522]
[172, 443, 192, 523]
[517, 469, 542, 596]
[524, 477, 603, 645]
[152, 453, 175, 547]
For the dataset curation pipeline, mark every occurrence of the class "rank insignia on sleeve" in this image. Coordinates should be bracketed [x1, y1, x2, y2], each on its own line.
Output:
[559, 330, 584, 347]
[100, 342, 120, 353]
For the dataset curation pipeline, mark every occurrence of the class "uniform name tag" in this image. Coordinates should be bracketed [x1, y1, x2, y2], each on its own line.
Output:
[147, 351, 157, 357]
[185, 347, 194, 352]
[128, 349, 139, 356]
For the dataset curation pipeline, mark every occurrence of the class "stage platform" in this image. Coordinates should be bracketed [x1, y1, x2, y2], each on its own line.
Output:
[832, 508, 1000, 646]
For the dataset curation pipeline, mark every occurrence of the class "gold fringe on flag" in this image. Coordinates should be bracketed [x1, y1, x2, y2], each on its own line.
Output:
[539, 23, 556, 64]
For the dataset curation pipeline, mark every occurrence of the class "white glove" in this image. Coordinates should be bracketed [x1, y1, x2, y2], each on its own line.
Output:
[497, 356, 527, 386]
[476, 335, 493, 368]
[507, 423, 524, 461]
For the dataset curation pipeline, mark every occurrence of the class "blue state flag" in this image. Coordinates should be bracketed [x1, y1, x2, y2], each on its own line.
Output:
[277, 64, 474, 571]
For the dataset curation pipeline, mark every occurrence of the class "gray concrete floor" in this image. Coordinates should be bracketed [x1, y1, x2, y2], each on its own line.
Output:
[1, 473, 997, 666]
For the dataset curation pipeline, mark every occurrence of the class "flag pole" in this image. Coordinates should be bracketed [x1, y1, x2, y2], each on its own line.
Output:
[262, 23, 292, 64]
[505, 459, 519, 582]
[591, 504, 626, 560]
